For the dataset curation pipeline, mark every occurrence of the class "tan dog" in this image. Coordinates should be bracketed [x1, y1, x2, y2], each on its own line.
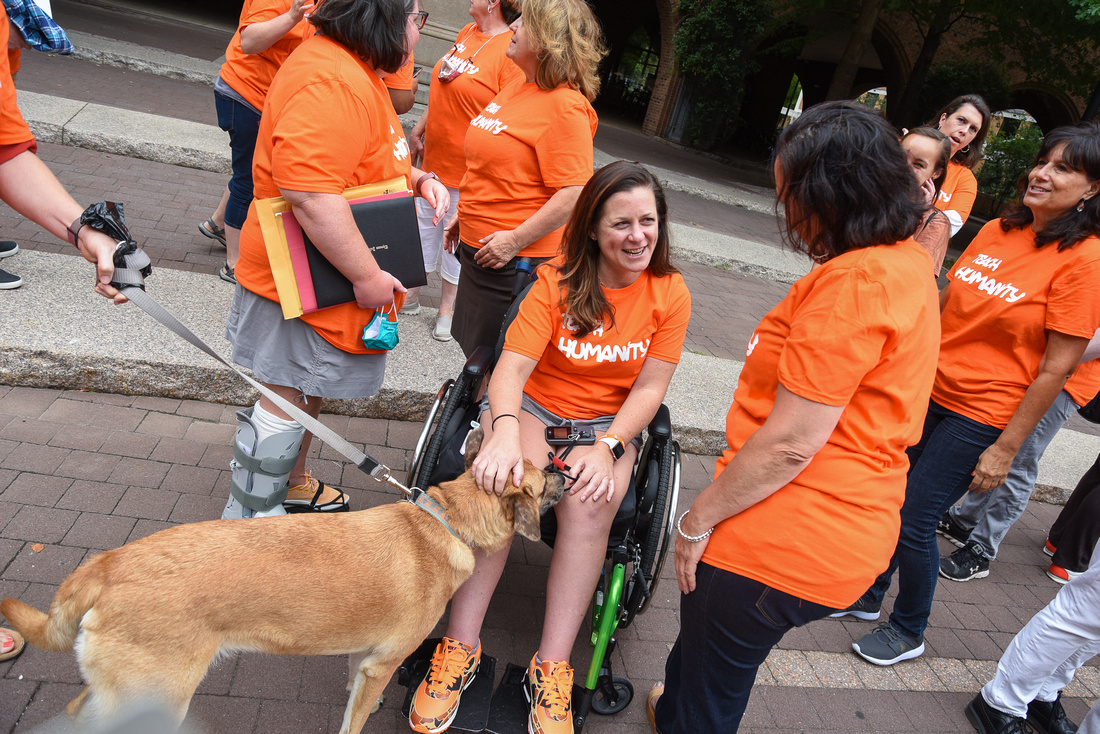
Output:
[0, 428, 563, 734]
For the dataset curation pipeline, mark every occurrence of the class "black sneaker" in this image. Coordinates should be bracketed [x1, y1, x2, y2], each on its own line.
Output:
[852, 623, 924, 666]
[1028, 694, 1079, 734]
[937, 510, 970, 548]
[940, 540, 991, 582]
[966, 693, 1028, 734]
[0, 240, 18, 258]
[0, 268, 22, 289]
[829, 591, 881, 621]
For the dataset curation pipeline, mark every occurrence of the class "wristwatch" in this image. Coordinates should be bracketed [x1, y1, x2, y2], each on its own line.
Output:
[598, 434, 625, 461]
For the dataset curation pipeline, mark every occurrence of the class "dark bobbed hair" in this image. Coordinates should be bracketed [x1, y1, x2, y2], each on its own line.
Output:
[499, 0, 521, 24]
[310, 0, 413, 74]
[927, 94, 991, 169]
[1001, 122, 1100, 252]
[774, 101, 925, 263]
[902, 126, 952, 200]
[557, 161, 677, 337]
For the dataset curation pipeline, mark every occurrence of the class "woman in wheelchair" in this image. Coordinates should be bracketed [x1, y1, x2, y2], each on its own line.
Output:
[409, 160, 691, 734]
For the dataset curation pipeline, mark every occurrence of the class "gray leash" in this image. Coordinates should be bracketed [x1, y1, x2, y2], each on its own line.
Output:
[86, 199, 412, 497]
[120, 286, 413, 497]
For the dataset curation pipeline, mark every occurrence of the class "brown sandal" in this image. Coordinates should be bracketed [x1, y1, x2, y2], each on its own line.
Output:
[0, 627, 25, 662]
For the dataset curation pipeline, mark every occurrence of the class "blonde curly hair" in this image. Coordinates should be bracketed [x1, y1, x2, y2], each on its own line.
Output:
[520, 0, 607, 101]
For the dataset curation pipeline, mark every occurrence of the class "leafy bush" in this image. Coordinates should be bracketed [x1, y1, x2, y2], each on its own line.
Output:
[674, 0, 772, 149]
[977, 125, 1043, 214]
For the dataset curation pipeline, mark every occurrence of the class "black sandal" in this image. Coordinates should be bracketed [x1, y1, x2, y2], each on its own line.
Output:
[219, 261, 236, 284]
[198, 217, 227, 247]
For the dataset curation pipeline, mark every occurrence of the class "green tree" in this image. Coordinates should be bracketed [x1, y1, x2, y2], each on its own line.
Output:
[976, 125, 1043, 214]
[673, 0, 775, 148]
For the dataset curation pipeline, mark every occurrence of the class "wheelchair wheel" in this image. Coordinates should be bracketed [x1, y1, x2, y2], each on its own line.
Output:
[406, 378, 454, 487]
[590, 675, 633, 715]
[625, 436, 680, 619]
[413, 370, 475, 490]
[642, 440, 680, 611]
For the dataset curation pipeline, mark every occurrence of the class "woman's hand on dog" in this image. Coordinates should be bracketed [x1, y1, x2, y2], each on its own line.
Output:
[566, 445, 615, 503]
[472, 431, 525, 496]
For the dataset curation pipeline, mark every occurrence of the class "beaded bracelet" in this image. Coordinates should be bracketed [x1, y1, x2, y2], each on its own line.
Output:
[676, 510, 713, 543]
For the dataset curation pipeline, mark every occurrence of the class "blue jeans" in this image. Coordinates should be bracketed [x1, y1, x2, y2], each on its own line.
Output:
[654, 563, 833, 733]
[951, 390, 1079, 558]
[214, 90, 261, 230]
[867, 400, 1002, 639]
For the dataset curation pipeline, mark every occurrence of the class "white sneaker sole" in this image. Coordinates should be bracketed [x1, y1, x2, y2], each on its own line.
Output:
[0, 244, 18, 259]
[938, 567, 989, 582]
[852, 640, 925, 666]
[829, 609, 880, 621]
[936, 528, 968, 549]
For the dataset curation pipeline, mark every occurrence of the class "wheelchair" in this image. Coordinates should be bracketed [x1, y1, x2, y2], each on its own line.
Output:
[397, 267, 682, 733]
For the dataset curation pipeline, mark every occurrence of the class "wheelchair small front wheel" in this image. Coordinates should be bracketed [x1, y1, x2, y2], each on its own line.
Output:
[590, 676, 634, 715]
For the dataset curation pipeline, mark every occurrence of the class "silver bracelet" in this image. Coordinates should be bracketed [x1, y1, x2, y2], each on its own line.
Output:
[676, 510, 713, 543]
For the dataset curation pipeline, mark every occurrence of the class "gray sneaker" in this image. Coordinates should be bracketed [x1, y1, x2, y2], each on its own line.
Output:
[0, 267, 22, 289]
[940, 540, 990, 582]
[829, 591, 881, 621]
[852, 623, 925, 666]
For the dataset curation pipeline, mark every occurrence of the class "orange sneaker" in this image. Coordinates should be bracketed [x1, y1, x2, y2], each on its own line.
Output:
[409, 637, 481, 733]
[526, 654, 574, 734]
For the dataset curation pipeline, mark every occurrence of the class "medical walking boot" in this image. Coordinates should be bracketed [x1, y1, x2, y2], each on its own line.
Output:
[222, 406, 304, 519]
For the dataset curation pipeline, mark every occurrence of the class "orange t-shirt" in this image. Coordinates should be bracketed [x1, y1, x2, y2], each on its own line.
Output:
[503, 266, 690, 419]
[934, 161, 977, 226]
[1066, 359, 1100, 407]
[383, 53, 414, 91]
[8, 48, 20, 77]
[702, 240, 941, 608]
[0, 10, 32, 146]
[934, 222, 1100, 428]
[458, 81, 597, 258]
[235, 35, 412, 354]
[218, 0, 315, 111]
[422, 24, 523, 187]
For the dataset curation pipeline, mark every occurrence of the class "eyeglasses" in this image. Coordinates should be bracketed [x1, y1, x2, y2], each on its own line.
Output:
[407, 11, 428, 29]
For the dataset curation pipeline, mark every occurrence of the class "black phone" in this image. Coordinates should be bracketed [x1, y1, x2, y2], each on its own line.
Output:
[412, 65, 424, 79]
[545, 425, 595, 446]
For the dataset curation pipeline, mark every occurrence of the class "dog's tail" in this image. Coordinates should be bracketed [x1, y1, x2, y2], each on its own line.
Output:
[1, 554, 108, 652]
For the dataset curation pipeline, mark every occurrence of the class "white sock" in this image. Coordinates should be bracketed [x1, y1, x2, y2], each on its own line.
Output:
[252, 401, 301, 442]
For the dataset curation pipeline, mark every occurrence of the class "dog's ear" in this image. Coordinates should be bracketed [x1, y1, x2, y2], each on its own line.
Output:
[508, 473, 543, 542]
[511, 494, 542, 541]
[464, 426, 484, 472]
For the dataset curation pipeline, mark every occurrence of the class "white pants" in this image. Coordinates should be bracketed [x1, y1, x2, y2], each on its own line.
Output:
[415, 185, 461, 285]
[982, 539, 1100, 727]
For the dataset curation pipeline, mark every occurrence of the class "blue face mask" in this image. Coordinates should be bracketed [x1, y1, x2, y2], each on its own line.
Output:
[361, 302, 399, 351]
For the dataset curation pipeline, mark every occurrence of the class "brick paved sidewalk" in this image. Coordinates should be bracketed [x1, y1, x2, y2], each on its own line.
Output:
[2, 386, 1096, 733]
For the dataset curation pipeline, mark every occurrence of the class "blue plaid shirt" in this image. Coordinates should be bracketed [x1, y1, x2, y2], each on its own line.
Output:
[3, 0, 73, 55]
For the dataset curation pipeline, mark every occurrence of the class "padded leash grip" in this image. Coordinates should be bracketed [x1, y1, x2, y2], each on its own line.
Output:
[110, 240, 152, 291]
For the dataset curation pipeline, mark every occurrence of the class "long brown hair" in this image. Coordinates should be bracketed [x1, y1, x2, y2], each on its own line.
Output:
[926, 94, 991, 169]
[558, 161, 677, 337]
[1001, 122, 1100, 252]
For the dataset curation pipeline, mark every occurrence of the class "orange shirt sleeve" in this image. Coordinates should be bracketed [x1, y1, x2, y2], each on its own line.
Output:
[503, 273, 558, 361]
[383, 56, 414, 90]
[534, 100, 599, 189]
[934, 162, 977, 225]
[778, 267, 894, 407]
[0, 8, 32, 147]
[218, 0, 316, 110]
[1046, 250, 1100, 339]
[645, 273, 691, 363]
[268, 80, 372, 194]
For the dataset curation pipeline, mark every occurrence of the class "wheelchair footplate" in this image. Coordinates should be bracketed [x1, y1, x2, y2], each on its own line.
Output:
[398, 637, 496, 733]
[483, 662, 592, 734]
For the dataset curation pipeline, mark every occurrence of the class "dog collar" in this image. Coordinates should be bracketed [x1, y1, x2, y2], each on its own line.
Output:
[409, 489, 478, 549]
